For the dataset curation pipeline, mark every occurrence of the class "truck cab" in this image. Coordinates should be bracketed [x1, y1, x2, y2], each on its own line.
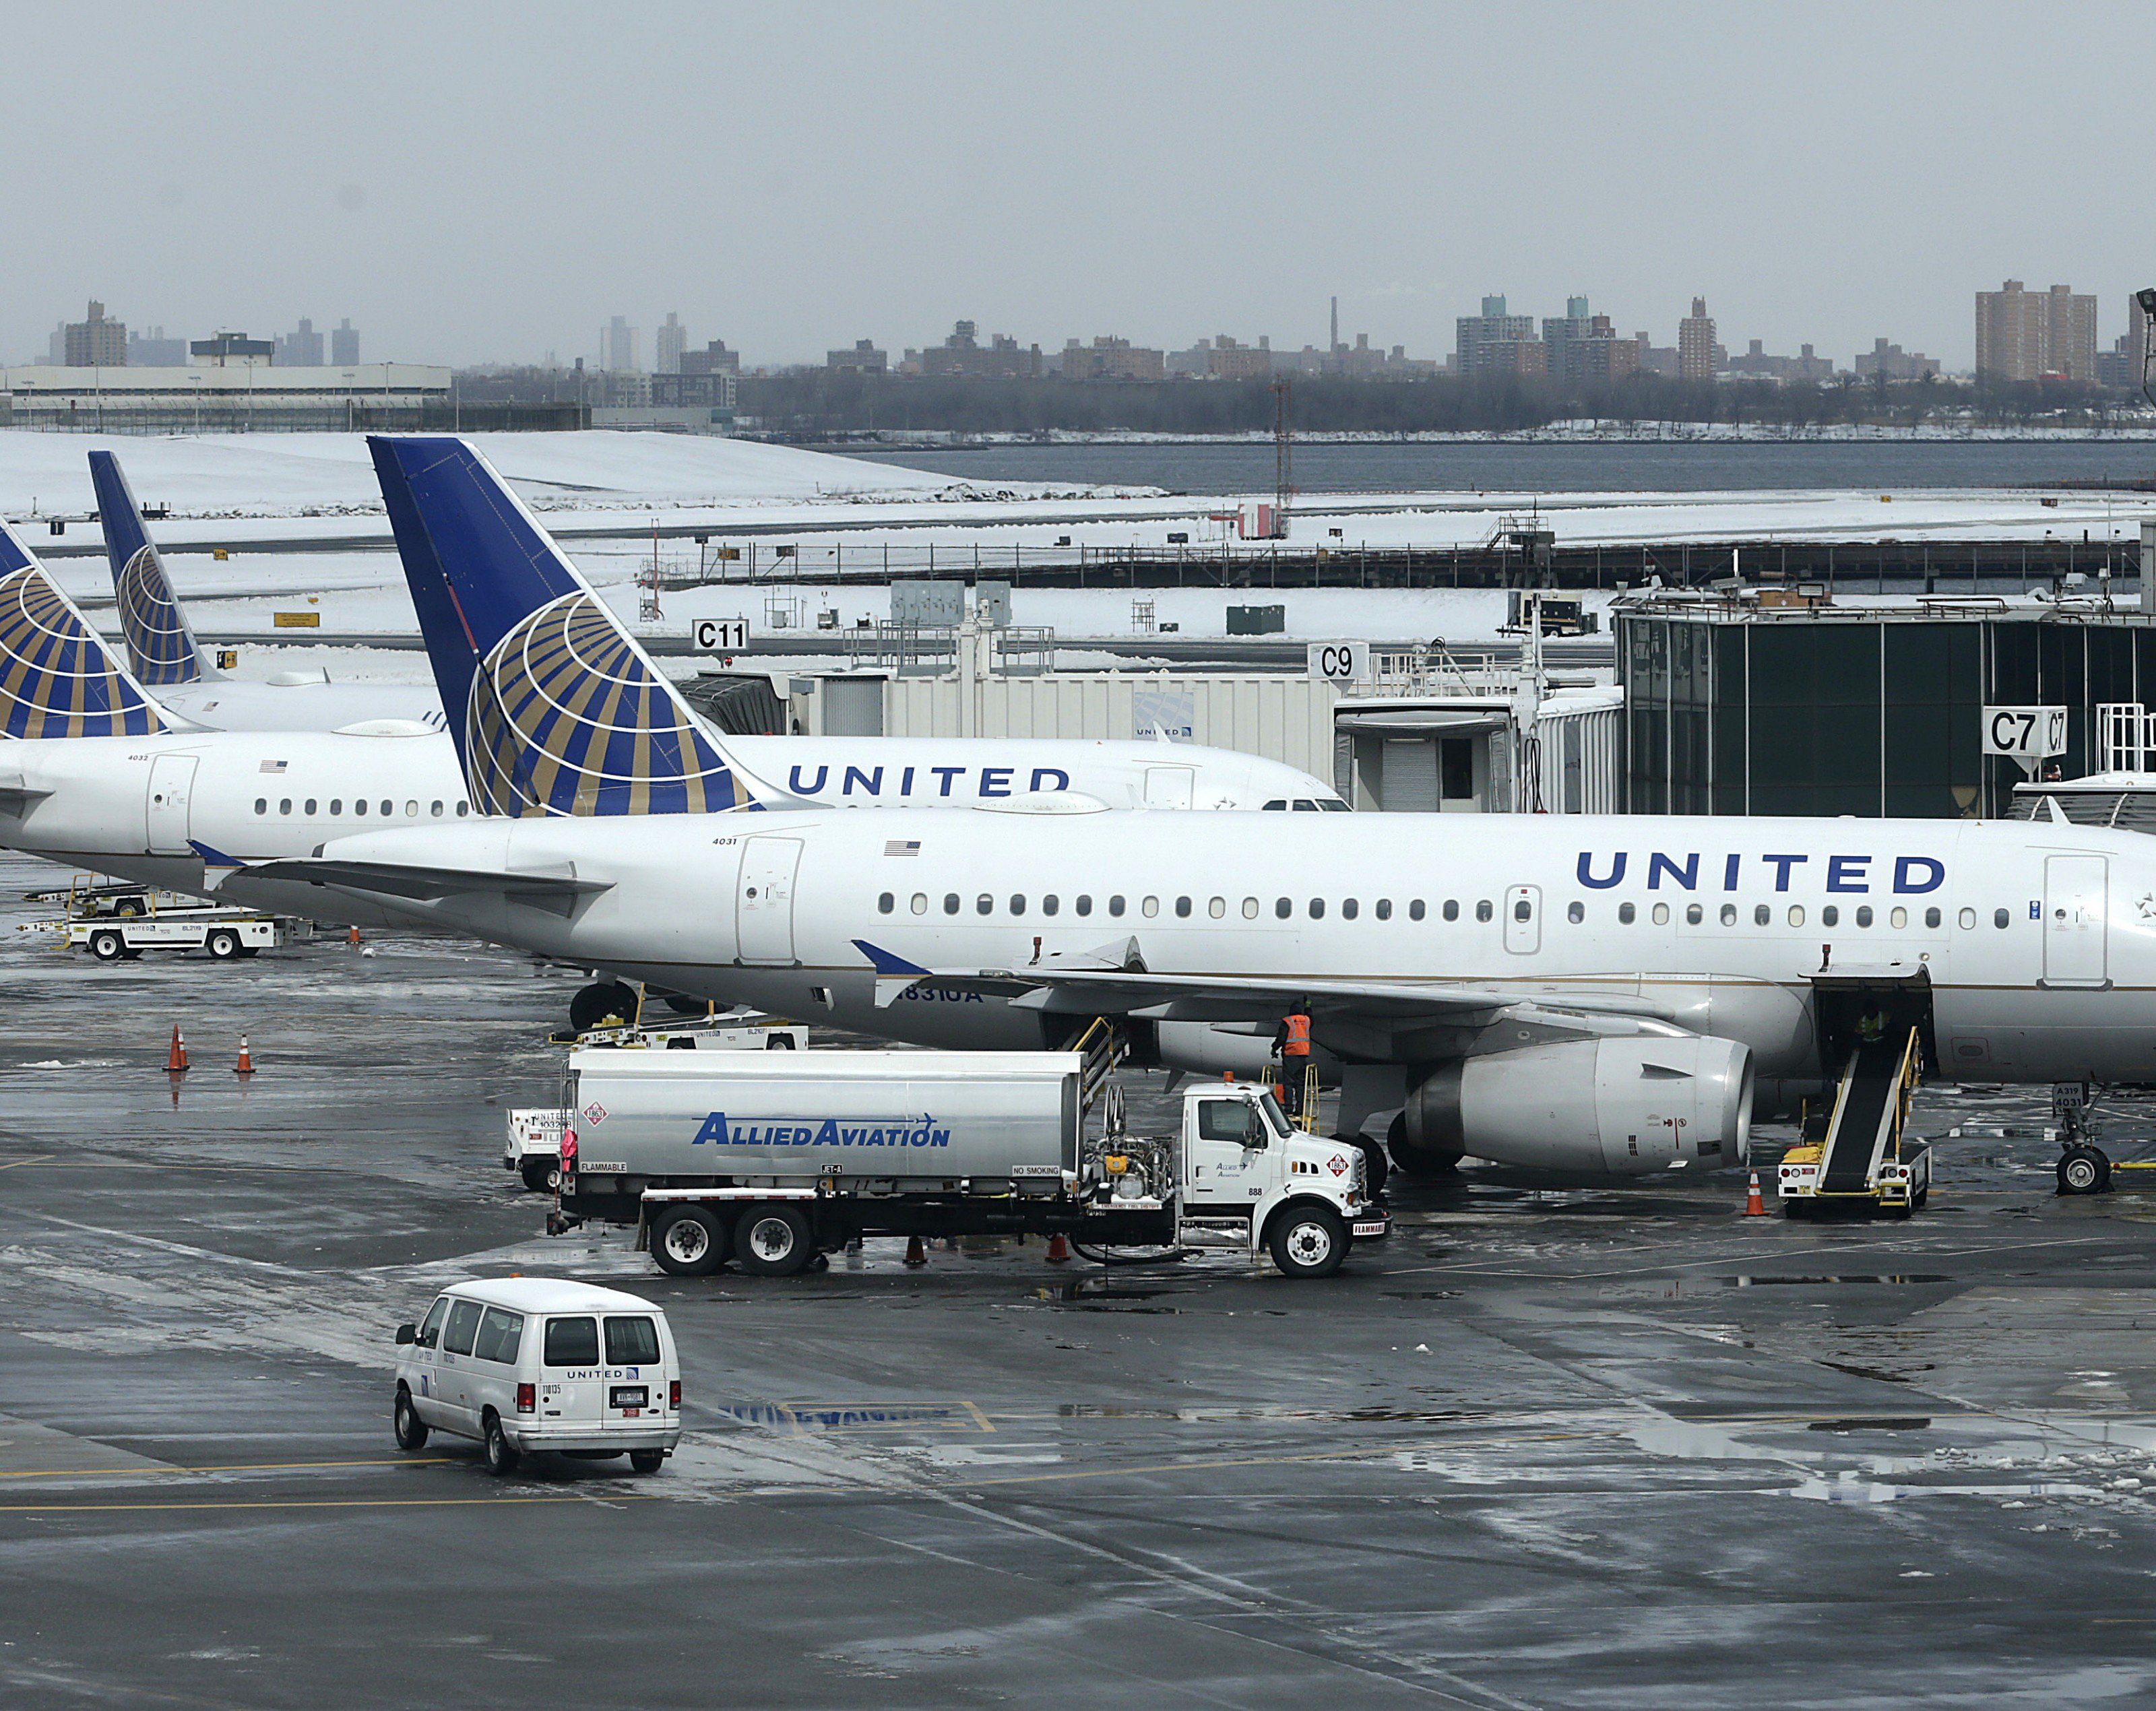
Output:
[1169, 1083, 1387, 1277]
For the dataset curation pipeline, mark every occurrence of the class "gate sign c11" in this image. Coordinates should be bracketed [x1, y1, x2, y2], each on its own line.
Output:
[1981, 705, 2068, 761]
[693, 618, 750, 653]
[1307, 641, 1371, 683]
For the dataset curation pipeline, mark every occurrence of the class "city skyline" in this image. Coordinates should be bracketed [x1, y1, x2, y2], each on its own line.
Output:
[2, 1, 2151, 372]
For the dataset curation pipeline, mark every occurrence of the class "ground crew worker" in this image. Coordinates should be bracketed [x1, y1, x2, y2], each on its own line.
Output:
[1274, 999, 1313, 1120]
[1856, 1006, 1889, 1043]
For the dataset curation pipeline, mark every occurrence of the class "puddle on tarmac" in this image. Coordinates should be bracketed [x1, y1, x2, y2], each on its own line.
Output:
[1807, 1417, 1934, 1433]
[1729, 1274, 1953, 1287]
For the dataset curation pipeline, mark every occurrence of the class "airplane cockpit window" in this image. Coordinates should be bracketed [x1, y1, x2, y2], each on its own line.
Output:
[1319, 798, 1350, 811]
[1262, 800, 1287, 811]
[1292, 799, 1320, 812]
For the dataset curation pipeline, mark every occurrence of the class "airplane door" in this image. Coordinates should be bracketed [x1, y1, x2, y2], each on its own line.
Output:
[736, 836, 802, 965]
[145, 755, 198, 855]
[2043, 854, 2107, 988]
[1145, 766, 1195, 808]
[1503, 884, 1541, 955]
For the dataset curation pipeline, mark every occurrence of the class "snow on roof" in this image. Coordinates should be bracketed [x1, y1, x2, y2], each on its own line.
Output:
[436, 1276, 663, 1314]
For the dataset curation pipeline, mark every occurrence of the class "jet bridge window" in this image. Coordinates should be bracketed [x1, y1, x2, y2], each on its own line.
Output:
[877, 893, 895, 914]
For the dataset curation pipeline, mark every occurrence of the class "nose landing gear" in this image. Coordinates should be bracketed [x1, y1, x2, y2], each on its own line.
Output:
[2052, 1083, 2112, 1196]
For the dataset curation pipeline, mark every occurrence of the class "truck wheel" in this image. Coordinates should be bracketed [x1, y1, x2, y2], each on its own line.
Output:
[393, 1388, 430, 1451]
[2058, 1147, 2110, 1196]
[205, 929, 243, 962]
[90, 930, 125, 963]
[651, 1205, 728, 1276]
[569, 980, 639, 1034]
[629, 1448, 666, 1475]
[482, 1411, 520, 1477]
[519, 1159, 558, 1194]
[1267, 1203, 1348, 1279]
[735, 1205, 814, 1277]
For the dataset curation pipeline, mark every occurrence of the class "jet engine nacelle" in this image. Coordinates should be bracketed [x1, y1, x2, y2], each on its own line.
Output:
[1399, 1035, 1754, 1177]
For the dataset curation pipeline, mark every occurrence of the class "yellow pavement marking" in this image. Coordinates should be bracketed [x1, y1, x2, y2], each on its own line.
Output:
[0, 1154, 55, 1172]
[0, 1457, 453, 1481]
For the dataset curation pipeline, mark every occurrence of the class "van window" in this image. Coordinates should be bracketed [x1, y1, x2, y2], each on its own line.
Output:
[416, 1296, 449, 1349]
[474, 1307, 524, 1364]
[443, 1299, 482, 1357]
[604, 1316, 662, 1365]
[544, 1316, 600, 1366]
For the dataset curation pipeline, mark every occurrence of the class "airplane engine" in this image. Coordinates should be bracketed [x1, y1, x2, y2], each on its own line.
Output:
[1398, 1035, 1754, 1178]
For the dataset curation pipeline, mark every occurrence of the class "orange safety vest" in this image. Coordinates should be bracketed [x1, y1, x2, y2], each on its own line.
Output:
[1283, 1013, 1311, 1057]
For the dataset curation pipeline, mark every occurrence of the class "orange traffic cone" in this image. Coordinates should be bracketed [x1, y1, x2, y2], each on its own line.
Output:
[165, 1025, 189, 1074]
[1743, 1169, 1767, 1217]
[347, 926, 361, 947]
[235, 1036, 255, 1076]
[1046, 1232, 1072, 1264]
[903, 1235, 926, 1268]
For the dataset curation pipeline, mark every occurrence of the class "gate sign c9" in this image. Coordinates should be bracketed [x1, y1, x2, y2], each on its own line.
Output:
[1306, 641, 1371, 683]
[693, 618, 750, 653]
[1981, 705, 2068, 760]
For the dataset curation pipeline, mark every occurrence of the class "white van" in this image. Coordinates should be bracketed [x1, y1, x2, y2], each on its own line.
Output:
[393, 1279, 682, 1476]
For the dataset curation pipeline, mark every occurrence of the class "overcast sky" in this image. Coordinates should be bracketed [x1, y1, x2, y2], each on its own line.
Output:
[4, 0, 2149, 371]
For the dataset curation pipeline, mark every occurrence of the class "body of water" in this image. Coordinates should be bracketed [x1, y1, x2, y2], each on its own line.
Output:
[840, 439, 2156, 496]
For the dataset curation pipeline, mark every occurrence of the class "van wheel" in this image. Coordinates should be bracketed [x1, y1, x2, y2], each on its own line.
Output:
[393, 1388, 429, 1451]
[629, 1448, 666, 1475]
[1267, 1203, 1348, 1279]
[651, 1205, 728, 1277]
[482, 1411, 520, 1476]
[519, 1159, 558, 1194]
[735, 1204, 814, 1277]
[205, 929, 243, 962]
[90, 930, 125, 963]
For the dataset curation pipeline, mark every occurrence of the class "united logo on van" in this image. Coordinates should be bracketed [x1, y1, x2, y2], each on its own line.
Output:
[691, 1111, 953, 1149]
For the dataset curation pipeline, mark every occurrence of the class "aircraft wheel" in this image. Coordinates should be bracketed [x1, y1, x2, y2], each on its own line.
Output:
[2058, 1146, 2111, 1196]
[1385, 1113, 1461, 1180]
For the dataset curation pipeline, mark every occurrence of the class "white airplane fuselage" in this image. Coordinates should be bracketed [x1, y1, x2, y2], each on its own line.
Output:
[152, 678, 447, 734]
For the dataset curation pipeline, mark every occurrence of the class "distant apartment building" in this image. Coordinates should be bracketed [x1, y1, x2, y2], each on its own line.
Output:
[1456, 295, 1539, 377]
[1633, 332, 1679, 377]
[1542, 298, 1638, 388]
[1974, 281, 2098, 382]
[600, 316, 639, 373]
[681, 338, 740, 377]
[913, 321, 1042, 380]
[655, 313, 686, 375]
[1725, 339, 1838, 383]
[1677, 298, 1716, 381]
[649, 368, 736, 412]
[827, 339, 889, 374]
[276, 317, 324, 366]
[189, 331, 274, 366]
[1059, 335, 1164, 382]
[1852, 338, 1940, 382]
[330, 319, 359, 365]
[127, 325, 187, 366]
[64, 301, 127, 366]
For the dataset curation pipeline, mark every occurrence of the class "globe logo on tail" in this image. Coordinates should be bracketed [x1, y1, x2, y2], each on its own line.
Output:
[115, 544, 197, 685]
[465, 591, 744, 816]
[0, 564, 167, 738]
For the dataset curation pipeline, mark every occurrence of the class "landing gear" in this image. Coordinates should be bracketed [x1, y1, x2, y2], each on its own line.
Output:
[570, 979, 639, 1034]
[2058, 1145, 2112, 1196]
[1385, 1112, 1461, 1180]
[2052, 1083, 2112, 1196]
[1350, 1134, 1390, 1199]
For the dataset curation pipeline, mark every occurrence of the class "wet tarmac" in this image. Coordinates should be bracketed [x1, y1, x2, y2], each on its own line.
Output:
[3, 853, 2156, 1707]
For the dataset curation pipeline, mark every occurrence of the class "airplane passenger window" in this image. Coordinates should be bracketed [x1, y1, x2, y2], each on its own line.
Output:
[1375, 899, 1391, 921]
[1856, 906, 1874, 928]
[1719, 904, 1736, 926]
[1513, 900, 1530, 922]
[1754, 905, 1770, 926]
[1208, 898, 1224, 919]
[354, 800, 367, 816]
[1476, 901, 1493, 923]
[431, 802, 443, 817]
[305, 799, 318, 815]
[254, 798, 266, 814]
[1890, 907, 1907, 928]
[1924, 907, 1941, 928]
[1619, 901, 1636, 924]
[1242, 898, 1259, 919]
[1994, 908, 2010, 929]
[457, 802, 470, 816]
[1685, 903, 1703, 925]
[1010, 896, 1026, 915]
[405, 801, 418, 817]
[1309, 899, 1325, 919]
[1176, 897, 1193, 918]
[330, 800, 342, 815]
[1410, 900, 1426, 921]
[1438, 900, 1455, 922]
[1788, 905, 1806, 927]
[280, 799, 292, 815]
[1077, 896, 1093, 917]
[1275, 898, 1292, 919]
[1341, 899, 1358, 920]
[1821, 905, 1839, 928]
[1567, 901, 1584, 924]
[878, 893, 894, 914]
[1141, 897, 1159, 918]
[976, 895, 992, 915]
[911, 894, 927, 915]
[1959, 908, 1976, 929]
[1044, 896, 1060, 916]
[1652, 903, 1670, 926]
[1108, 896, 1126, 917]
[380, 800, 392, 816]
[943, 894, 959, 915]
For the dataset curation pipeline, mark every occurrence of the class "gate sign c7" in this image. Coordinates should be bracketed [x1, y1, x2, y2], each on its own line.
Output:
[1981, 706, 2068, 761]
[1306, 641, 1371, 684]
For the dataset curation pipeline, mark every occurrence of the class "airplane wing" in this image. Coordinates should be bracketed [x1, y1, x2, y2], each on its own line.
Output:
[235, 856, 612, 917]
[850, 937, 1678, 1035]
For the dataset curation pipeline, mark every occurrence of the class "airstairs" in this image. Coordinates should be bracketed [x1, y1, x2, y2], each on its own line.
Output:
[1778, 1027, 1930, 1217]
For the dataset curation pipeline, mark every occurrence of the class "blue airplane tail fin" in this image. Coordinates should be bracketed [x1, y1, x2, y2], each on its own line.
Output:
[0, 519, 171, 738]
[367, 435, 755, 816]
[87, 450, 201, 686]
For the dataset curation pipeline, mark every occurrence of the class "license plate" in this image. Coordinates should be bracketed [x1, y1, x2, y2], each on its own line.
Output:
[1352, 1220, 1389, 1237]
[610, 1385, 648, 1409]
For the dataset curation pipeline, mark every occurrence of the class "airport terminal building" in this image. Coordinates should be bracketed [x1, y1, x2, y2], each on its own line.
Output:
[0, 362, 472, 432]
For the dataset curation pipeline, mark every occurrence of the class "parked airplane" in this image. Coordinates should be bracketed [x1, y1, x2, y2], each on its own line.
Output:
[87, 449, 447, 732]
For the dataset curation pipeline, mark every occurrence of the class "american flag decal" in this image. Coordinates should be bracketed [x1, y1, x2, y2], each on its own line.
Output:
[885, 840, 921, 856]
[259, 760, 288, 773]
